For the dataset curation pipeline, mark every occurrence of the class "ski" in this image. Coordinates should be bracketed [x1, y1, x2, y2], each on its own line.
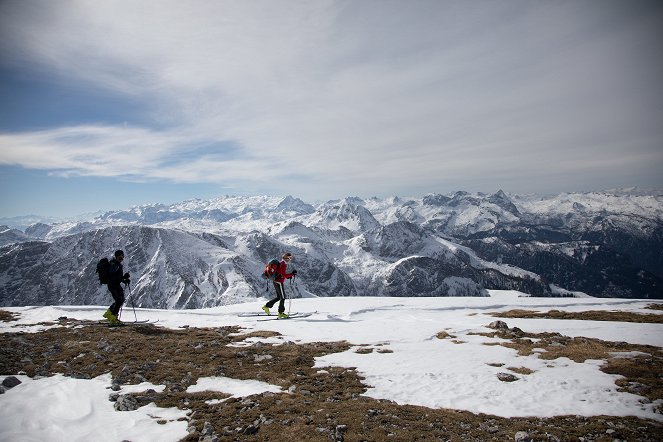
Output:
[256, 312, 314, 321]
[99, 319, 159, 327]
[238, 312, 302, 318]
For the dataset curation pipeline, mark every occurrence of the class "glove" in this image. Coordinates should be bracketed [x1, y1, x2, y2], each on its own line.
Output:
[123, 272, 131, 279]
[291, 270, 298, 276]
[123, 273, 131, 284]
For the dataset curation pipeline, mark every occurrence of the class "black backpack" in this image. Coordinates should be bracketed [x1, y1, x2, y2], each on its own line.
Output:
[96, 258, 110, 285]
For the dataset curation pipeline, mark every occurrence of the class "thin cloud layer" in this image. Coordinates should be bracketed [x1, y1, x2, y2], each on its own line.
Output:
[1, 0, 661, 201]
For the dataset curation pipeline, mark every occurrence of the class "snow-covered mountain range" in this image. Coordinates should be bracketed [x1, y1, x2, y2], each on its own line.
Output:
[1, 190, 661, 308]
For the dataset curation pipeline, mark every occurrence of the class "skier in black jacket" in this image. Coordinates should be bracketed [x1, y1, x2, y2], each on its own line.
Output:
[103, 250, 130, 324]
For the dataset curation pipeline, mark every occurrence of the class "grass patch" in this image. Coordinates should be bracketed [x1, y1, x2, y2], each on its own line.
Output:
[436, 330, 457, 339]
[507, 366, 535, 375]
[0, 309, 19, 322]
[492, 309, 663, 323]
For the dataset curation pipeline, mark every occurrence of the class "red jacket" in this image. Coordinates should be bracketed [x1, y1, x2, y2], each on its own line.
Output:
[274, 259, 295, 283]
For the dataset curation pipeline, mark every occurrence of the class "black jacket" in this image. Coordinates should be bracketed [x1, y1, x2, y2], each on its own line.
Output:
[108, 258, 125, 288]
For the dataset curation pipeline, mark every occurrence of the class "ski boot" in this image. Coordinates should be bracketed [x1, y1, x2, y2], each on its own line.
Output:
[262, 306, 271, 315]
[104, 310, 122, 325]
[277, 312, 289, 319]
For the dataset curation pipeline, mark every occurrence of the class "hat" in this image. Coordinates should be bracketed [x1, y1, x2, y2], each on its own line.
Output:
[114, 250, 125, 258]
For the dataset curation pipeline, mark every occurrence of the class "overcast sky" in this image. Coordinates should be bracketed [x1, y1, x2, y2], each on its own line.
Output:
[1, 0, 662, 218]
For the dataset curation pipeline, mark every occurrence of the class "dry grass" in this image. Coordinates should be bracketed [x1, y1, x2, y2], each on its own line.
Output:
[0, 318, 661, 441]
[486, 362, 505, 368]
[491, 308, 663, 323]
[0, 309, 19, 322]
[646, 303, 663, 311]
[507, 366, 535, 375]
[436, 330, 455, 340]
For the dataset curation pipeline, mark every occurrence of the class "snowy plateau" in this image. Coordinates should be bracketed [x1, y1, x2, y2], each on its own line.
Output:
[0, 293, 662, 441]
[0, 189, 662, 308]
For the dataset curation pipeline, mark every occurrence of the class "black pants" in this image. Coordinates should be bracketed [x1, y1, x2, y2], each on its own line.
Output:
[108, 285, 125, 316]
[265, 281, 286, 313]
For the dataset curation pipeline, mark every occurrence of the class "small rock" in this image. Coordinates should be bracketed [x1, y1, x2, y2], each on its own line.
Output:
[201, 421, 214, 436]
[243, 425, 259, 435]
[488, 320, 509, 330]
[497, 372, 519, 382]
[114, 395, 139, 411]
[335, 424, 348, 441]
[2, 376, 22, 388]
[514, 431, 531, 442]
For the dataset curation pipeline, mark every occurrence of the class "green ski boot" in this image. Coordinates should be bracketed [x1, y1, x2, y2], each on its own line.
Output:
[262, 306, 271, 315]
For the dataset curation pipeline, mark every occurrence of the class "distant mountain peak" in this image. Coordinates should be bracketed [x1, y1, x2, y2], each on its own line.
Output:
[488, 190, 519, 214]
[275, 195, 315, 214]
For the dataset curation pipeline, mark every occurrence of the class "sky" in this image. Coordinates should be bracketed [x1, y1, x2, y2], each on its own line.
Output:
[1, 0, 662, 218]
[1, 292, 662, 441]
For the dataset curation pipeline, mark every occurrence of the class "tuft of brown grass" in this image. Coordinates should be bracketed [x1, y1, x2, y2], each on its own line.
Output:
[491, 309, 663, 323]
[507, 366, 535, 375]
[0, 309, 19, 322]
[436, 330, 456, 339]
[646, 303, 663, 311]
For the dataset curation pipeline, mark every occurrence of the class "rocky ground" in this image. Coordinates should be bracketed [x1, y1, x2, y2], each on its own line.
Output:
[0, 308, 662, 442]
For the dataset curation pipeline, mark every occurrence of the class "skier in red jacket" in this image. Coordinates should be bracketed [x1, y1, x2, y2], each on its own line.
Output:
[262, 252, 297, 318]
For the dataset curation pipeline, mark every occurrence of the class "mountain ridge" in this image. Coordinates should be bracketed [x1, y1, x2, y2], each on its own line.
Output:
[1, 190, 661, 307]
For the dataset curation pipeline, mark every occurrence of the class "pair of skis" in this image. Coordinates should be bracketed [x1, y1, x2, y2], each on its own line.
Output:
[238, 312, 314, 321]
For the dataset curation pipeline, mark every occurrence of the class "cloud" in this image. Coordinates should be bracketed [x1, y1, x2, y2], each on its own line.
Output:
[0, 0, 662, 200]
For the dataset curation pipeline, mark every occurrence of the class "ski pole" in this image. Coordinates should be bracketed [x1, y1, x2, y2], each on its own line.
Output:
[125, 281, 138, 322]
[288, 275, 296, 315]
[287, 280, 291, 316]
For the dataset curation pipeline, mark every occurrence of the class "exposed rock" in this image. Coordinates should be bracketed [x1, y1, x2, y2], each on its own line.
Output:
[497, 372, 519, 382]
[2, 376, 21, 388]
[515, 430, 532, 442]
[114, 394, 139, 411]
[488, 320, 509, 330]
[201, 421, 214, 436]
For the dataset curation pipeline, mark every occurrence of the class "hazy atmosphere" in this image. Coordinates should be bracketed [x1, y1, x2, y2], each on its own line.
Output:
[1, 0, 662, 217]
